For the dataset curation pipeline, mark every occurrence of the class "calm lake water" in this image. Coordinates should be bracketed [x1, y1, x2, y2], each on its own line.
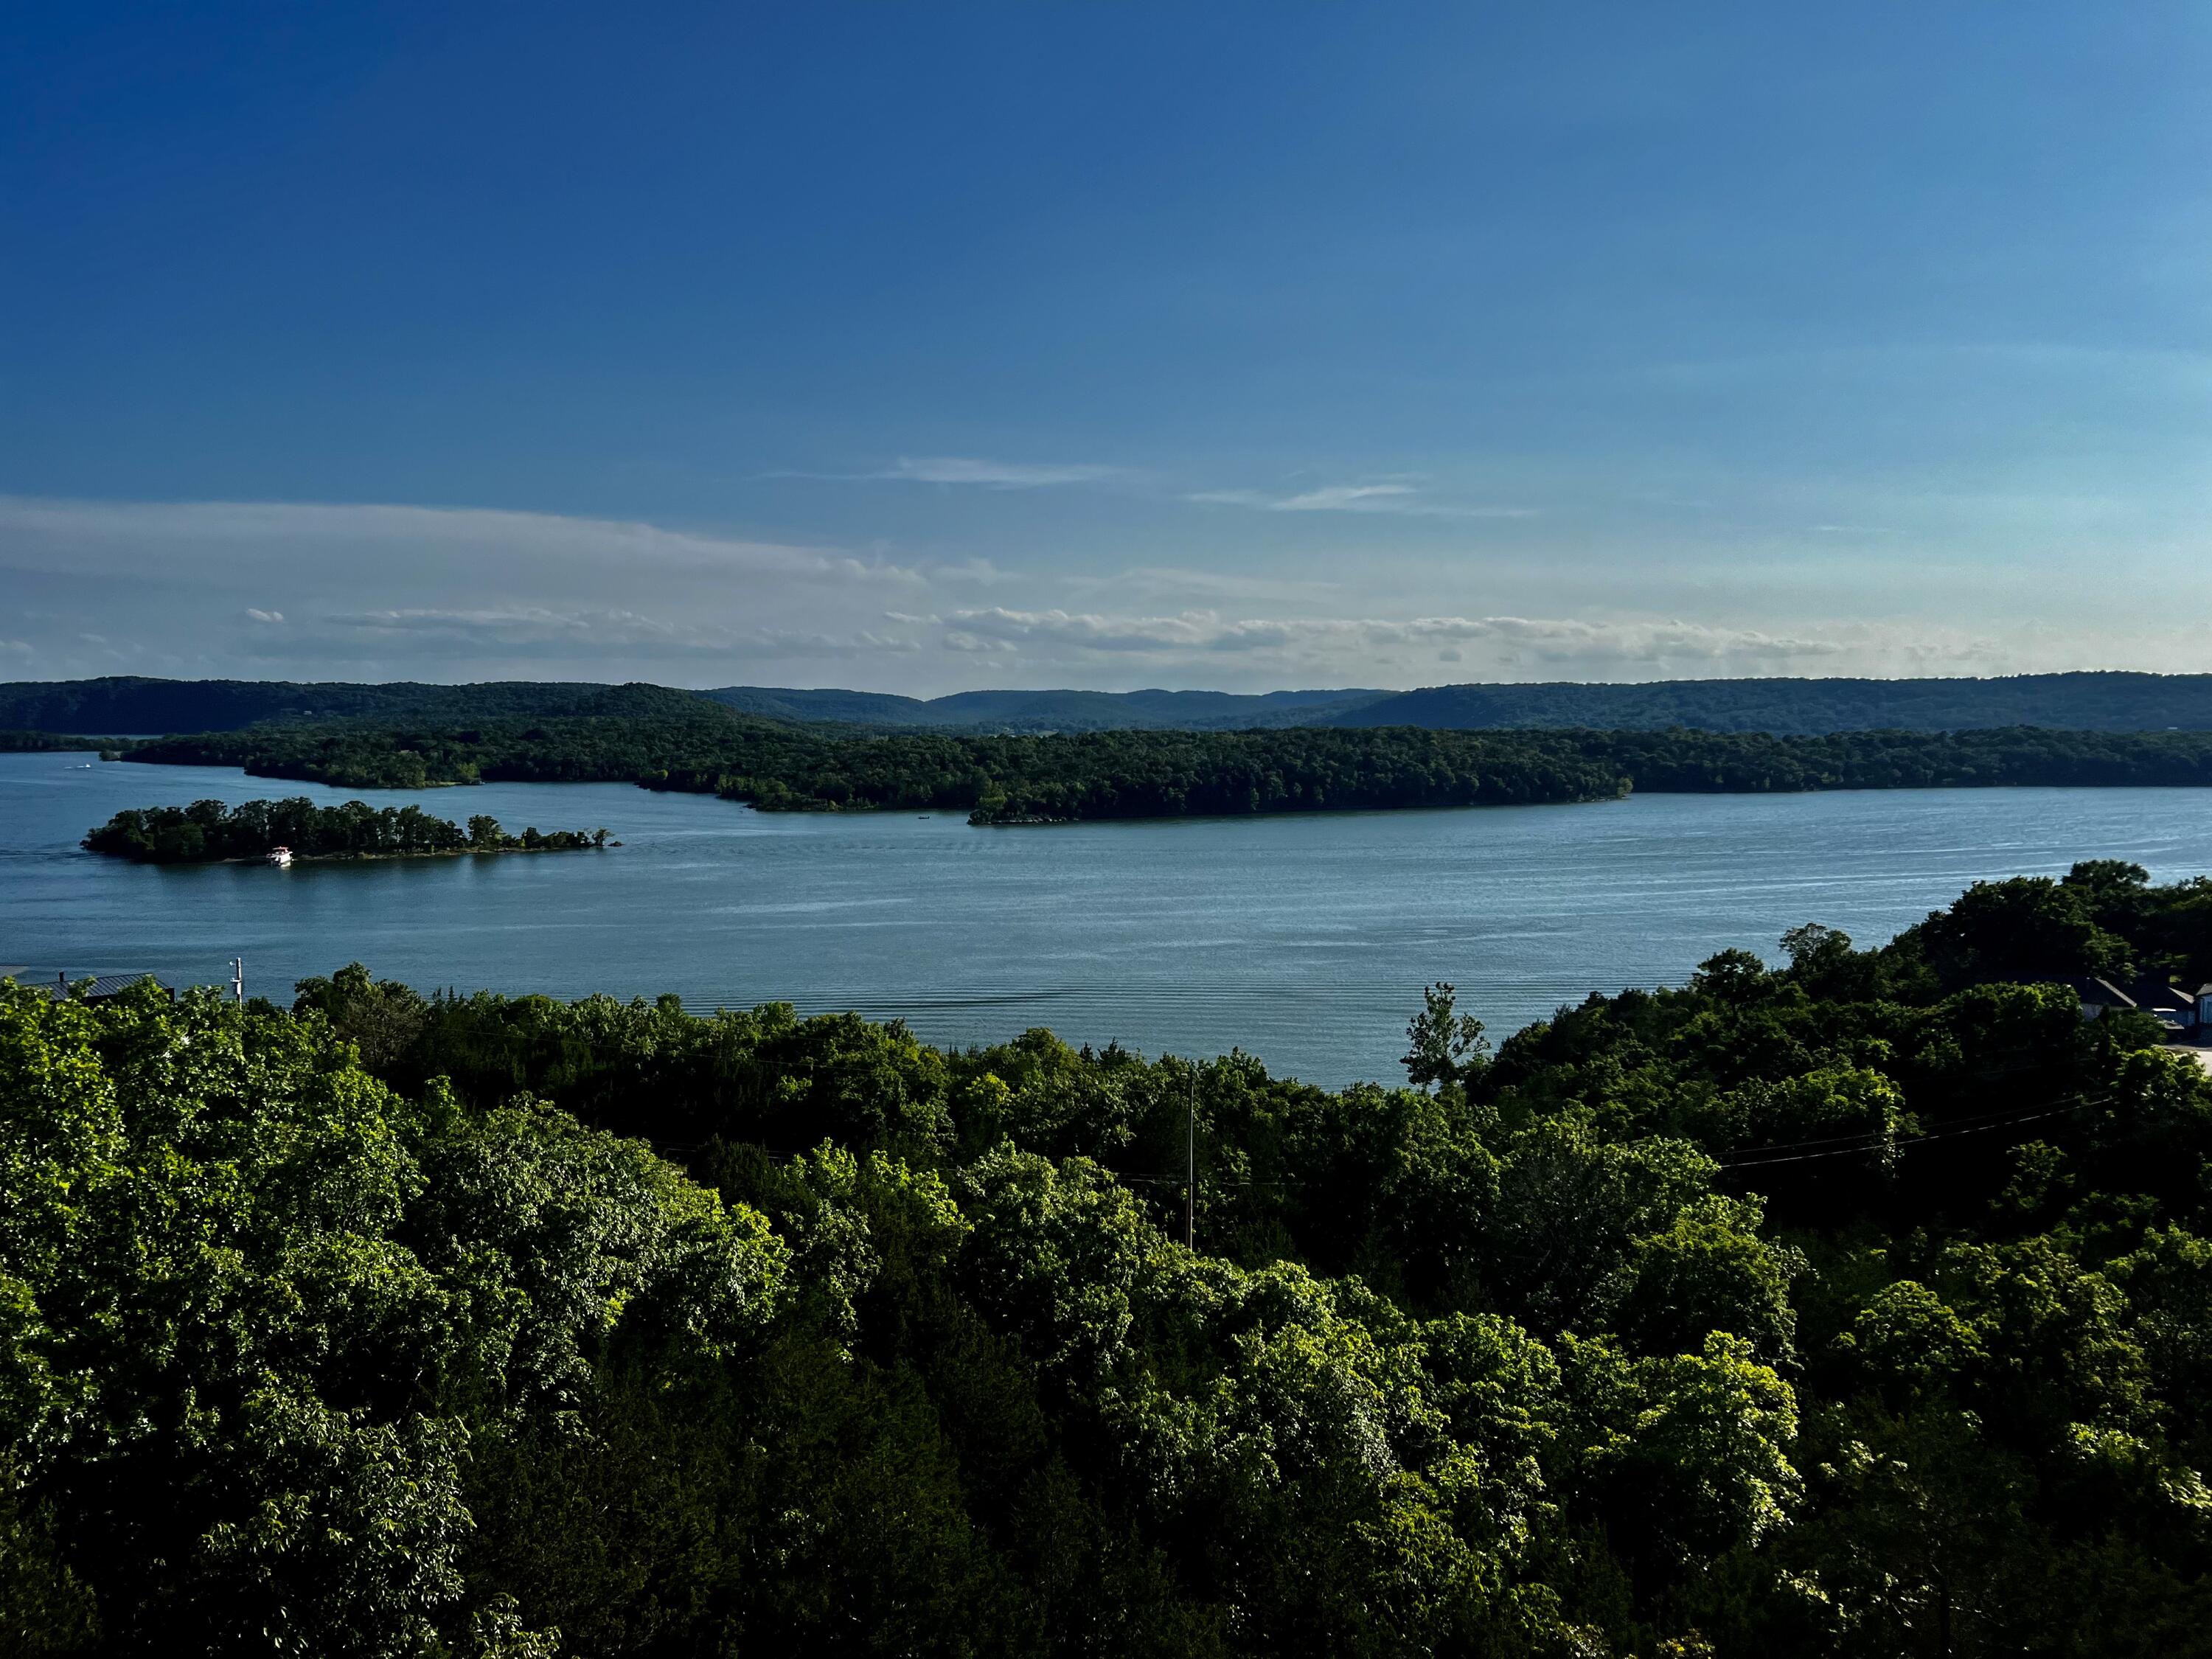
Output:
[8, 751, 2212, 1086]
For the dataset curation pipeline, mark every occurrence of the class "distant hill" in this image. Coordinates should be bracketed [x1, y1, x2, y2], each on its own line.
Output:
[696, 686, 942, 726]
[1315, 672, 2212, 734]
[13, 671, 2212, 739]
[697, 684, 1391, 731]
[0, 676, 721, 734]
[0, 676, 1390, 737]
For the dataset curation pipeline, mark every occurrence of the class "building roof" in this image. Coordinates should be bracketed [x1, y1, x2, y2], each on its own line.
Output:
[2058, 975, 2212, 1015]
[17, 972, 168, 1002]
[2059, 975, 2137, 1007]
[2129, 981, 2197, 1012]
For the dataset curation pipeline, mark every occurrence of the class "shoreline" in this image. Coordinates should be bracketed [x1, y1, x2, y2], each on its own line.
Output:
[86, 843, 617, 867]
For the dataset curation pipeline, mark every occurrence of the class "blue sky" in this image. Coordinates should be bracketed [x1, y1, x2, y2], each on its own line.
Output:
[4, 2, 2207, 691]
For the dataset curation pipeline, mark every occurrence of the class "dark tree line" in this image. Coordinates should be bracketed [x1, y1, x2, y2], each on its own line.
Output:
[0, 676, 714, 736]
[0, 731, 135, 754]
[10, 865, 2212, 1653]
[83, 796, 608, 862]
[118, 716, 2212, 823]
[19, 669, 2212, 740]
[1326, 669, 2212, 735]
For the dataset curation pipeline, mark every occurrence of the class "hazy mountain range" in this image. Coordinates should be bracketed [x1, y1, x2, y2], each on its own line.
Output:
[11, 671, 2212, 738]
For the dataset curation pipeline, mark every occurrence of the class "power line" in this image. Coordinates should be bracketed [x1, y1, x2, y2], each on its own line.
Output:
[1708, 1063, 2112, 1166]
[1718, 1098, 2104, 1170]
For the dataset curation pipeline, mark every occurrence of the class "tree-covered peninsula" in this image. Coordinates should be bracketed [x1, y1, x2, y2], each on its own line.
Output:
[83, 797, 609, 863]
[122, 713, 2212, 822]
[0, 730, 136, 755]
[10, 860, 2212, 1655]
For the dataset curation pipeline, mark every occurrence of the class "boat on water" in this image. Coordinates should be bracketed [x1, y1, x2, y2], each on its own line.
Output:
[266, 846, 293, 868]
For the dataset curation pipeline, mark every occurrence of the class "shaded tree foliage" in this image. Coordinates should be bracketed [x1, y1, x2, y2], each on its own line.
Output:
[10, 866, 2212, 1653]
[120, 716, 2212, 824]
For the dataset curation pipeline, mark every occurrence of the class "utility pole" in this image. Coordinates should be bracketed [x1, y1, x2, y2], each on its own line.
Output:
[231, 957, 244, 1005]
[1185, 1072, 1196, 1252]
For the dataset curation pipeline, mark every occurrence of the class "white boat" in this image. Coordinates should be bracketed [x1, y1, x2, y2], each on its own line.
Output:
[266, 846, 293, 867]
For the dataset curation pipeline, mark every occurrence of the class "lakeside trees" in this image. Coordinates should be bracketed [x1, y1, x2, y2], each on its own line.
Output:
[10, 866, 2212, 1652]
[82, 798, 605, 862]
[116, 716, 2212, 823]
[124, 717, 1635, 813]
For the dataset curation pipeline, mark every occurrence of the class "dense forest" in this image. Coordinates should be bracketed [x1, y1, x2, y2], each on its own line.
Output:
[0, 731, 133, 754]
[82, 798, 608, 863]
[0, 677, 721, 737]
[10, 862, 2212, 1655]
[954, 726, 2212, 822]
[116, 717, 2212, 822]
[121, 717, 1636, 813]
[18, 670, 2212, 738]
[1323, 670, 2212, 734]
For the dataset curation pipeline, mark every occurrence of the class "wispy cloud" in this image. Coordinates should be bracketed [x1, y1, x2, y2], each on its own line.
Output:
[0, 495, 926, 587]
[944, 607, 1858, 669]
[325, 606, 626, 639]
[285, 606, 923, 662]
[1189, 483, 1413, 511]
[0, 494, 950, 680]
[774, 459, 1530, 517]
[1064, 566, 1345, 605]
[947, 608, 1227, 653]
[926, 557, 1006, 585]
[299, 605, 731, 658]
[766, 456, 1127, 489]
[879, 456, 1125, 487]
[769, 457, 1539, 520]
[1186, 482, 1536, 518]
[1, 489, 2191, 689]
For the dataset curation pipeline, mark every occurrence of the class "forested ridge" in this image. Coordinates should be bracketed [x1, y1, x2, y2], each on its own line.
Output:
[11, 863, 2212, 1654]
[0, 678, 720, 737]
[81, 798, 610, 863]
[18, 669, 2212, 737]
[0, 731, 134, 755]
[114, 716, 2212, 822]
[1324, 670, 2212, 734]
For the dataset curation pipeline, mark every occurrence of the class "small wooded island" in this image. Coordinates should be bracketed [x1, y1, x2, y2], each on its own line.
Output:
[83, 797, 611, 863]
